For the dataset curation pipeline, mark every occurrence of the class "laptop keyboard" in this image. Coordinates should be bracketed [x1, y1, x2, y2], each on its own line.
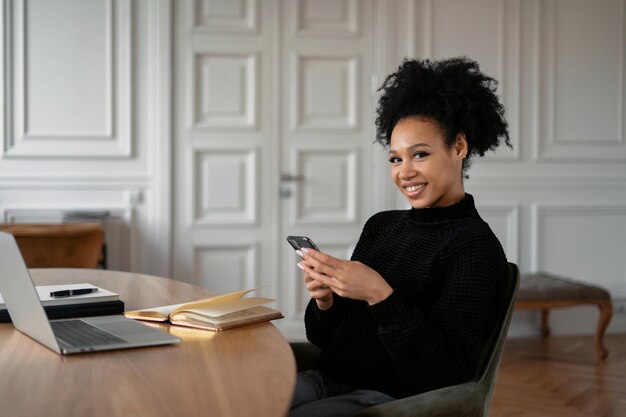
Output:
[51, 319, 126, 348]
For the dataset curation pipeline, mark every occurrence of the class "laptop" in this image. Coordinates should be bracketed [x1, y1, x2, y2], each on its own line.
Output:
[0, 231, 180, 354]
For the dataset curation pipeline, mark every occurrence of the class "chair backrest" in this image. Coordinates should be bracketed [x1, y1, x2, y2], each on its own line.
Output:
[0, 223, 104, 268]
[473, 262, 520, 416]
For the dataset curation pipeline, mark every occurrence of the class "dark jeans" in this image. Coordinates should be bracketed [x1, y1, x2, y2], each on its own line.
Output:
[289, 370, 395, 417]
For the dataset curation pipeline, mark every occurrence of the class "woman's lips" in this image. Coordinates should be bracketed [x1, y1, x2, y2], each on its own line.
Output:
[405, 183, 426, 198]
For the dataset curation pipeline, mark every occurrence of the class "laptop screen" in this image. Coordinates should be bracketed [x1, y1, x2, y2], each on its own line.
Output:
[0, 232, 61, 353]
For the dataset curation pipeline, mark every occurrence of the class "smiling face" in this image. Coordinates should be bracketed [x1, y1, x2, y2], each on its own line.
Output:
[389, 117, 468, 209]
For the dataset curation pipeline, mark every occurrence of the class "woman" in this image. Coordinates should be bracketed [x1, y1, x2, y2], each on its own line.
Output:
[289, 56, 512, 417]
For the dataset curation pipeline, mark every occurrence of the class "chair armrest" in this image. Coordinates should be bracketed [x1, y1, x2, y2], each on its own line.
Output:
[354, 382, 484, 417]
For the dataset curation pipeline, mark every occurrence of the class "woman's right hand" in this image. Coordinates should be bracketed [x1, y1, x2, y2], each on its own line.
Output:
[303, 271, 334, 310]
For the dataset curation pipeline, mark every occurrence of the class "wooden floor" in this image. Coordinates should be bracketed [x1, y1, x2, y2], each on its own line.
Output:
[491, 334, 626, 417]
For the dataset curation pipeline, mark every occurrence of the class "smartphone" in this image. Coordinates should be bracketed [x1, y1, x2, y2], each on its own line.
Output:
[286, 235, 320, 252]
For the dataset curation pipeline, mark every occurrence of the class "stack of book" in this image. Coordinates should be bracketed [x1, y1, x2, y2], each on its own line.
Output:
[0, 283, 124, 323]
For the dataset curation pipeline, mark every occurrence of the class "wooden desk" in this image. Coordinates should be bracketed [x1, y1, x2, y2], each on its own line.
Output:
[0, 269, 296, 417]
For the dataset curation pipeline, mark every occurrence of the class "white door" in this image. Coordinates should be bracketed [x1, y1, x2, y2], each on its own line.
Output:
[278, 0, 375, 338]
[173, 0, 376, 340]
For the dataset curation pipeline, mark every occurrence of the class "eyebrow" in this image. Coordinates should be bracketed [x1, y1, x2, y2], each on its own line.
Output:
[388, 143, 432, 154]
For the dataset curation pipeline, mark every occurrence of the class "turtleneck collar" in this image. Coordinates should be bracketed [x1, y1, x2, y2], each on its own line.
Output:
[407, 193, 478, 224]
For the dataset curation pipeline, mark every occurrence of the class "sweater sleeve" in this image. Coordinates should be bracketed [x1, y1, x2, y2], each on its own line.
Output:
[304, 213, 384, 349]
[368, 228, 507, 393]
[304, 294, 348, 349]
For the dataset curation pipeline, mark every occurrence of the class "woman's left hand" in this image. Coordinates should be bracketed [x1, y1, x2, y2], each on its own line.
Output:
[298, 249, 393, 305]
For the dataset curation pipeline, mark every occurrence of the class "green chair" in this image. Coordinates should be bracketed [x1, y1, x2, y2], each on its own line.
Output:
[290, 262, 520, 417]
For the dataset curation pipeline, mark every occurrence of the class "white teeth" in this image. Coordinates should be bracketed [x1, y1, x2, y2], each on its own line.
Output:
[405, 184, 425, 192]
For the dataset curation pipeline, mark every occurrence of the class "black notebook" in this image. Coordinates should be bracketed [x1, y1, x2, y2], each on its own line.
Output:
[0, 300, 125, 323]
[0, 283, 124, 323]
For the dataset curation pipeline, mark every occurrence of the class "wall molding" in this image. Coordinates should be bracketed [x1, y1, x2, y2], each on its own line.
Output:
[533, 0, 626, 161]
[192, 0, 259, 35]
[291, 0, 360, 39]
[191, 146, 258, 226]
[1, 205, 132, 223]
[287, 143, 360, 226]
[2, 0, 134, 158]
[290, 52, 360, 132]
[192, 51, 259, 130]
[476, 203, 520, 263]
[466, 175, 626, 191]
[0, 177, 152, 189]
[192, 241, 259, 290]
[530, 203, 626, 297]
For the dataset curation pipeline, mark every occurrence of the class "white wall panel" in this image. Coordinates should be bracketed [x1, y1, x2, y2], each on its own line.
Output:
[290, 146, 358, 224]
[193, 148, 257, 225]
[26, 0, 110, 136]
[3, 0, 132, 158]
[292, 54, 358, 130]
[292, 0, 358, 38]
[193, 243, 257, 294]
[429, 0, 502, 72]
[476, 204, 520, 263]
[532, 204, 626, 298]
[193, 53, 257, 129]
[535, 0, 626, 160]
[194, 0, 258, 34]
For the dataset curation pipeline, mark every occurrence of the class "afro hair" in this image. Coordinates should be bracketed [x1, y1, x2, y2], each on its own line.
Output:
[375, 57, 512, 173]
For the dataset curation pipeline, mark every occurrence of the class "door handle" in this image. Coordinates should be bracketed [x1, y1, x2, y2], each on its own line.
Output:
[280, 173, 306, 182]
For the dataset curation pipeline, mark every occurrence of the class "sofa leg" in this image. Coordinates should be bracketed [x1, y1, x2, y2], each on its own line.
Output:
[595, 301, 613, 360]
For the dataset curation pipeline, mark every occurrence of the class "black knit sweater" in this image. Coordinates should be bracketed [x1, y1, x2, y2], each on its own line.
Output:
[304, 194, 508, 399]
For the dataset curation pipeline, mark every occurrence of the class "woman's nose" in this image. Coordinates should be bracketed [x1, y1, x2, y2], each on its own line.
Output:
[398, 161, 416, 179]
